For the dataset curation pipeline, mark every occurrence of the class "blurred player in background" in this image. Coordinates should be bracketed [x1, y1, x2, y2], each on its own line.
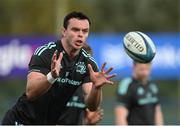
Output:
[115, 62, 163, 125]
[57, 43, 104, 125]
[2, 11, 116, 125]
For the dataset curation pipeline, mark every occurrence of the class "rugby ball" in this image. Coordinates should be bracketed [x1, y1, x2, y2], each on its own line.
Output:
[123, 31, 156, 63]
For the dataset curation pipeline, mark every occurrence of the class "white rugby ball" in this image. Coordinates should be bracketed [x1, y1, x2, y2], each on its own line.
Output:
[123, 31, 156, 63]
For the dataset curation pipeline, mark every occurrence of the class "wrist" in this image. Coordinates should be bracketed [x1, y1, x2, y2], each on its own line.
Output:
[46, 72, 57, 84]
[85, 116, 95, 125]
[92, 84, 102, 90]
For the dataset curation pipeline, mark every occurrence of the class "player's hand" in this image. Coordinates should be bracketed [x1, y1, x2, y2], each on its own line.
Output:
[85, 108, 104, 125]
[88, 62, 116, 89]
[51, 50, 63, 78]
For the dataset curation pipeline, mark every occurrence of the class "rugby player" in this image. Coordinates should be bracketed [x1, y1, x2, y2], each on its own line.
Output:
[2, 11, 116, 125]
[115, 62, 164, 125]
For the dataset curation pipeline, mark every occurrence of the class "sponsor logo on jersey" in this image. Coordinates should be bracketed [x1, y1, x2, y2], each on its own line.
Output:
[138, 92, 158, 105]
[138, 96, 158, 105]
[66, 96, 85, 108]
[65, 72, 69, 77]
[56, 77, 82, 86]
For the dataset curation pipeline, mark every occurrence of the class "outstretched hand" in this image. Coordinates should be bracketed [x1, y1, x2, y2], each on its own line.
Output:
[88, 62, 116, 89]
[51, 50, 63, 78]
[85, 108, 104, 125]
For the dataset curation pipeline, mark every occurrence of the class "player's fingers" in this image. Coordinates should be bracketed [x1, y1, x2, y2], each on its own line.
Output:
[99, 115, 103, 120]
[58, 52, 63, 62]
[106, 73, 117, 80]
[51, 60, 56, 69]
[96, 112, 103, 120]
[96, 107, 101, 112]
[98, 109, 104, 114]
[86, 108, 90, 113]
[100, 109, 104, 113]
[97, 109, 103, 115]
[104, 67, 113, 74]
[52, 50, 57, 61]
[99, 112, 104, 117]
[106, 80, 114, 85]
[88, 64, 94, 74]
[101, 62, 107, 72]
[100, 110, 104, 116]
[97, 107, 101, 111]
[100, 112, 104, 117]
[51, 52, 57, 69]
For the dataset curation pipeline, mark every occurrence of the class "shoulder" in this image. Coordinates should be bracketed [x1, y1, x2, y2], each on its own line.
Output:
[33, 41, 57, 57]
[117, 77, 133, 95]
[149, 81, 159, 94]
[81, 48, 99, 69]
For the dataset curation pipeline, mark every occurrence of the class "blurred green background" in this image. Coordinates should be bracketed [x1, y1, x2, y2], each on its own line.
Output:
[0, 0, 179, 124]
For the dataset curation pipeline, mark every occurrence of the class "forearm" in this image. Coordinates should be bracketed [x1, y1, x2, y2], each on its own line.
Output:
[85, 85, 102, 111]
[155, 105, 164, 125]
[26, 73, 52, 101]
[116, 117, 128, 125]
[115, 107, 128, 125]
[155, 110, 164, 125]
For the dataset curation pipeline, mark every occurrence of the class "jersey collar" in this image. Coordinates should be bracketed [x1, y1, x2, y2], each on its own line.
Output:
[132, 76, 150, 87]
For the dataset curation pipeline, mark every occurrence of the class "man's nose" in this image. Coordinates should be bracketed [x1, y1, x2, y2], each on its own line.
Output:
[78, 30, 83, 38]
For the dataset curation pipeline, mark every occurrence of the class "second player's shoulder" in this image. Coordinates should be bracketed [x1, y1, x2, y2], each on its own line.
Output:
[117, 77, 133, 95]
[148, 80, 159, 94]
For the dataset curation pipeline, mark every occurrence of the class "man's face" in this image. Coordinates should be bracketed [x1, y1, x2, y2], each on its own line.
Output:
[133, 63, 152, 81]
[62, 18, 89, 50]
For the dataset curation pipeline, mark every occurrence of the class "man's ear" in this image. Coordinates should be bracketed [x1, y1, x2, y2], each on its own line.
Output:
[61, 27, 66, 37]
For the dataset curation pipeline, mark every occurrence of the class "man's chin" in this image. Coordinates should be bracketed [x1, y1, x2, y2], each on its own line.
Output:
[73, 45, 83, 50]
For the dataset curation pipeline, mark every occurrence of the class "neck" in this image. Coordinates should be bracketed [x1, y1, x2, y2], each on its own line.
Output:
[133, 74, 148, 85]
[61, 38, 80, 59]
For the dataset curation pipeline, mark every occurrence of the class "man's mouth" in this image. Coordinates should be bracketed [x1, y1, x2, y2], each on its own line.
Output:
[75, 40, 83, 46]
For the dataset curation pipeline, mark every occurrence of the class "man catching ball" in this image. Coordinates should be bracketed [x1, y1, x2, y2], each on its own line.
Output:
[2, 11, 116, 125]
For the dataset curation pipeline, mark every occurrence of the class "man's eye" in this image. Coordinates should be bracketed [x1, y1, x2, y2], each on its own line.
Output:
[83, 30, 88, 33]
[72, 28, 79, 32]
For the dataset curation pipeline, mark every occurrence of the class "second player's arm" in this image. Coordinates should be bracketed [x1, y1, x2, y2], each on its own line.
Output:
[115, 105, 129, 125]
[155, 105, 164, 125]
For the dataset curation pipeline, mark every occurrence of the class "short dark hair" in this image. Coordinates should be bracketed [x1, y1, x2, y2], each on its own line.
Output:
[63, 11, 91, 29]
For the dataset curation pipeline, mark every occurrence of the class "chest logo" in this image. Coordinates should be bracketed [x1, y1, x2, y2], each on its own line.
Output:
[76, 62, 86, 74]
[137, 87, 144, 95]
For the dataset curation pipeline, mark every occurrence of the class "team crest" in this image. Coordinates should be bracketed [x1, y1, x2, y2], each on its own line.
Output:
[76, 62, 86, 74]
[137, 87, 144, 95]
